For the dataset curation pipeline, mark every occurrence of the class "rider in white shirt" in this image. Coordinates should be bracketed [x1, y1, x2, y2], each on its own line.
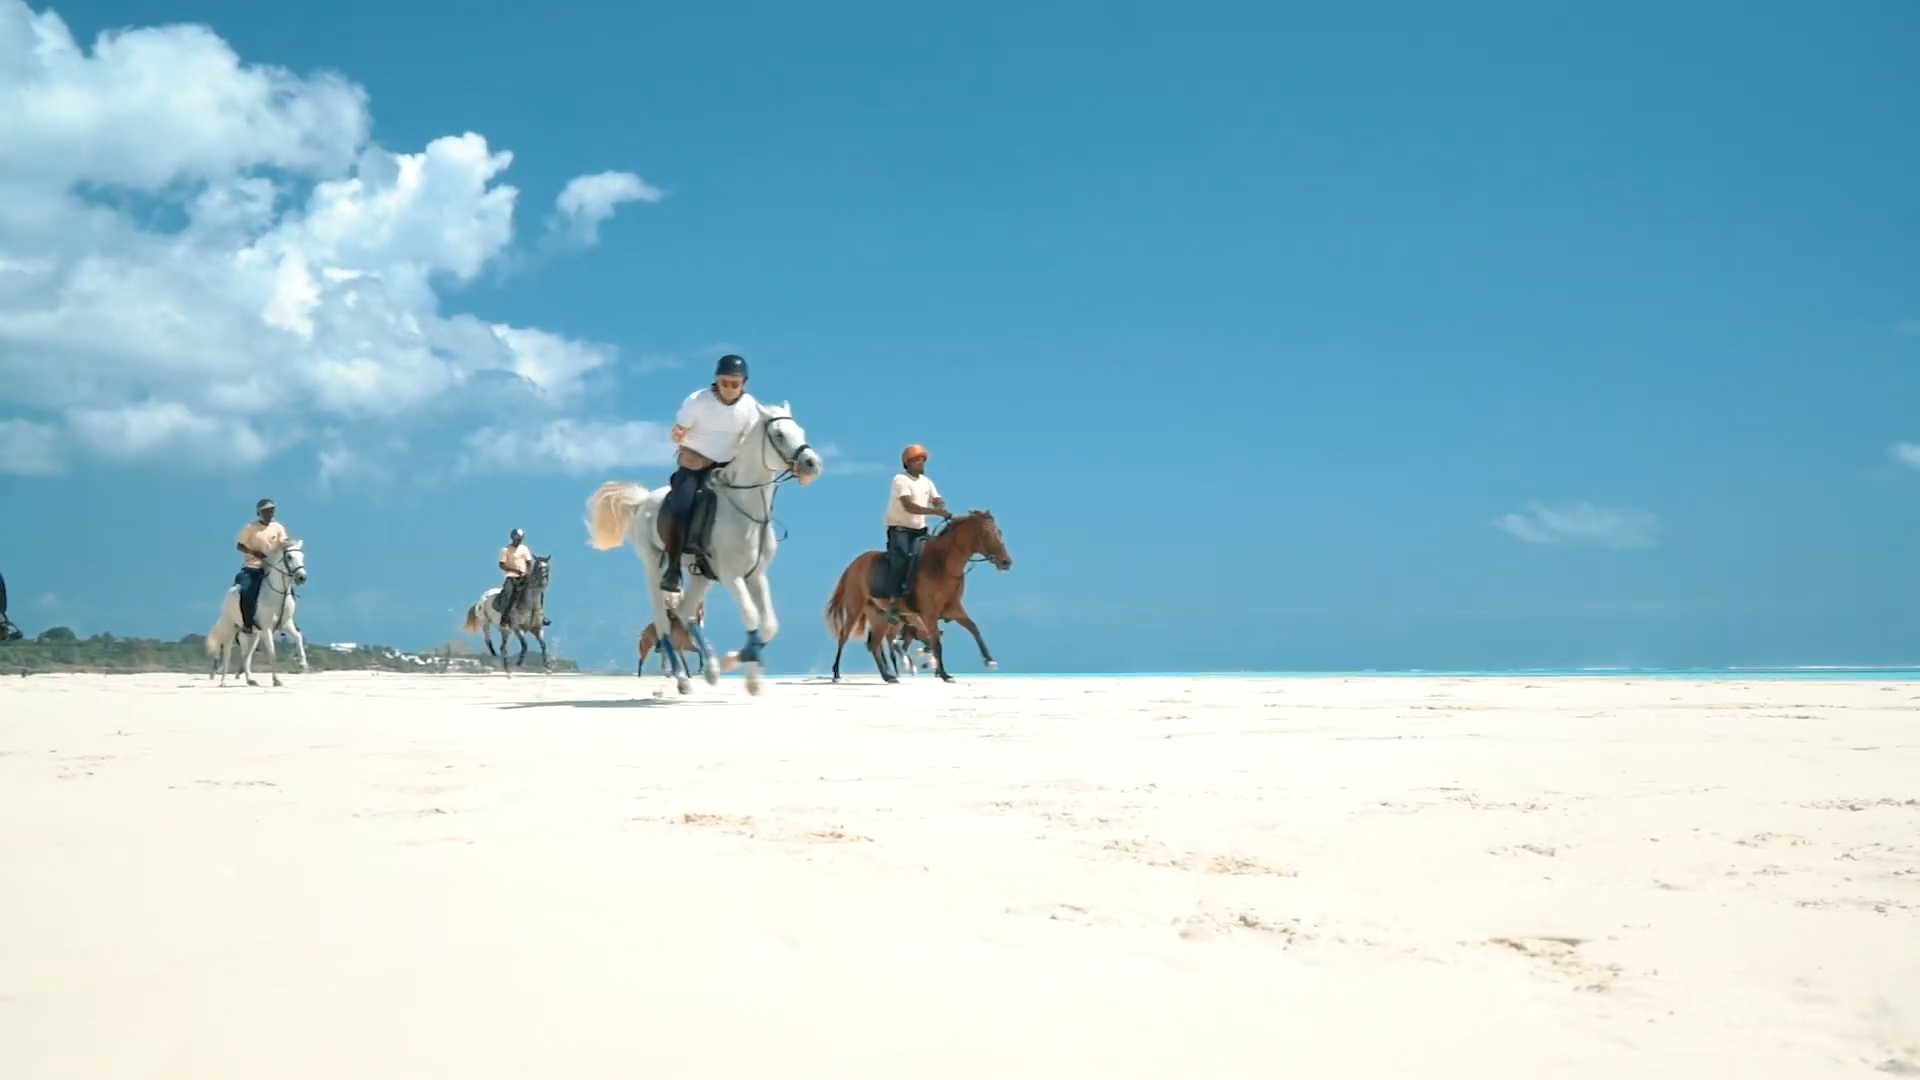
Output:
[882, 443, 949, 619]
[662, 354, 759, 594]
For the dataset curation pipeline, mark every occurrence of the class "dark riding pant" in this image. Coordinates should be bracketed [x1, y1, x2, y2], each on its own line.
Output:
[236, 566, 266, 631]
[659, 462, 719, 590]
[885, 526, 928, 600]
[495, 574, 520, 613]
[664, 463, 718, 528]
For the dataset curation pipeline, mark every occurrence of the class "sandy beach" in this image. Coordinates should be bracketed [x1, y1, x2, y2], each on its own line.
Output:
[1, 672, 1916, 1078]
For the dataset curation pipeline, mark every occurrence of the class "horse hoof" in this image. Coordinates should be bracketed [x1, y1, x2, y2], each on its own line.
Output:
[675, 678, 693, 695]
[985, 661, 998, 671]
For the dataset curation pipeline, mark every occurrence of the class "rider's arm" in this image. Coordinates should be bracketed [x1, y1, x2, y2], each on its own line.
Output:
[670, 390, 703, 444]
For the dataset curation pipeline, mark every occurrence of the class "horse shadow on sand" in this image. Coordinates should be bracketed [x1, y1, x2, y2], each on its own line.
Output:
[492, 696, 711, 711]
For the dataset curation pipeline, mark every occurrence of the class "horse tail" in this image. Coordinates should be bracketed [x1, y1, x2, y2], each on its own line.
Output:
[823, 562, 865, 642]
[206, 604, 236, 656]
[585, 480, 651, 551]
[461, 603, 481, 634]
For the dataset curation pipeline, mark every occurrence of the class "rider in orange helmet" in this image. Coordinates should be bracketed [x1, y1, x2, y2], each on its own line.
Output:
[882, 443, 950, 621]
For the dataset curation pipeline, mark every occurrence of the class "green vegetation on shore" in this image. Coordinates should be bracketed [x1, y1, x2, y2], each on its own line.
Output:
[0, 627, 579, 675]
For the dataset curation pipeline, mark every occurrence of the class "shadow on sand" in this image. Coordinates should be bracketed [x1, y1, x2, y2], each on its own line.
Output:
[494, 697, 685, 711]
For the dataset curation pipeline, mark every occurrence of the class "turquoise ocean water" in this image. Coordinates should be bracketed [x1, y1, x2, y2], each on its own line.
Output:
[918, 667, 1920, 681]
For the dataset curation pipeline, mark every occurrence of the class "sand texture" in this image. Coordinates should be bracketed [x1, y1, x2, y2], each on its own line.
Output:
[2, 672, 1917, 1078]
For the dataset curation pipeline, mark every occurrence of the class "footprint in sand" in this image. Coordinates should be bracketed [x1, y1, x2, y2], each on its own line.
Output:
[1174, 909, 1312, 945]
[1104, 837, 1298, 877]
[1481, 935, 1621, 992]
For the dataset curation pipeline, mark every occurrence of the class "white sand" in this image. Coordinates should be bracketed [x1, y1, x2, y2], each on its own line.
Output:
[1, 671, 1917, 1078]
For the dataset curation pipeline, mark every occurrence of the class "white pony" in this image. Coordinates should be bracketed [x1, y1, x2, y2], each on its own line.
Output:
[585, 401, 822, 695]
[206, 539, 309, 687]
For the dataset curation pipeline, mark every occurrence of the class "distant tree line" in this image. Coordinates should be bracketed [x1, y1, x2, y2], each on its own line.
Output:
[0, 628, 579, 675]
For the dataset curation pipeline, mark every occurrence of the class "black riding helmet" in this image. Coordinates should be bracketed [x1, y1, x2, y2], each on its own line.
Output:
[715, 354, 748, 380]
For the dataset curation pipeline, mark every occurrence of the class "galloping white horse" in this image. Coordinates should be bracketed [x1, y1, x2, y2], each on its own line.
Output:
[585, 401, 822, 695]
[206, 539, 309, 687]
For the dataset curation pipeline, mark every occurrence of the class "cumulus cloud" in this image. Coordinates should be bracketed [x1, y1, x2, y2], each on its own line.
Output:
[461, 419, 676, 474]
[1891, 442, 1920, 472]
[549, 171, 664, 248]
[0, 0, 660, 478]
[1493, 502, 1660, 549]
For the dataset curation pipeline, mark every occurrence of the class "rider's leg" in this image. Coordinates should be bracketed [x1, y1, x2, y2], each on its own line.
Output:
[239, 568, 265, 632]
[660, 466, 696, 593]
[883, 527, 920, 620]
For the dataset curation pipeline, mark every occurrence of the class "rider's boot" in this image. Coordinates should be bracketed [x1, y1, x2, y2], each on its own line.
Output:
[659, 515, 686, 594]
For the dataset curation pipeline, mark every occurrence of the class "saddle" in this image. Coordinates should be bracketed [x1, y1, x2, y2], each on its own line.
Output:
[870, 535, 927, 607]
[660, 474, 722, 582]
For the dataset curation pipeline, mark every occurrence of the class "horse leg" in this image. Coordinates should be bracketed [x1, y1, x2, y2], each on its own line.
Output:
[648, 580, 693, 695]
[676, 578, 719, 686]
[530, 626, 551, 673]
[947, 605, 997, 670]
[863, 619, 897, 683]
[284, 616, 309, 673]
[262, 623, 283, 688]
[238, 628, 261, 687]
[926, 620, 954, 682]
[716, 575, 769, 695]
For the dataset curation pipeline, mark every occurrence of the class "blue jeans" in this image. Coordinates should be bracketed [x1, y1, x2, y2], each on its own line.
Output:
[236, 567, 266, 630]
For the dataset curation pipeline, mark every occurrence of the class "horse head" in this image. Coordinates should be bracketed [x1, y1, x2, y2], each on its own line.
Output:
[527, 553, 552, 589]
[276, 539, 309, 586]
[748, 402, 824, 484]
[954, 510, 1013, 571]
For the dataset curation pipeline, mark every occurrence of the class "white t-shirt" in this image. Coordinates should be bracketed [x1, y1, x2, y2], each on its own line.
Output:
[674, 387, 760, 463]
[885, 472, 940, 529]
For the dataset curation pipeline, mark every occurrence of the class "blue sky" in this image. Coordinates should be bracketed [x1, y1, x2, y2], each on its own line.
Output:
[1, 0, 1916, 673]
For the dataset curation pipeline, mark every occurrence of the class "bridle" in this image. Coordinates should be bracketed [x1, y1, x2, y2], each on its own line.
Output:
[929, 514, 1005, 575]
[257, 545, 306, 613]
[712, 412, 814, 528]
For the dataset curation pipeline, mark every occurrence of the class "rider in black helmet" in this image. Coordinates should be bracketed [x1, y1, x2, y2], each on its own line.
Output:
[662, 354, 759, 595]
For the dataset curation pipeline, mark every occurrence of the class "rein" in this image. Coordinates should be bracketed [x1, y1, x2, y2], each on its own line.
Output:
[928, 516, 994, 575]
[707, 413, 811, 574]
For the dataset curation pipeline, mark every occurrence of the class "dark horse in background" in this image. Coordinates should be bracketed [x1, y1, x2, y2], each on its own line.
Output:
[461, 554, 553, 674]
[823, 510, 1013, 682]
[0, 569, 20, 641]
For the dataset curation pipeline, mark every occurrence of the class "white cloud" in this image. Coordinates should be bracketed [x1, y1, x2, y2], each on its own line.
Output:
[813, 442, 887, 476]
[1493, 501, 1660, 549]
[550, 171, 663, 248]
[1891, 442, 1920, 472]
[66, 400, 271, 467]
[0, 1, 660, 478]
[462, 418, 675, 474]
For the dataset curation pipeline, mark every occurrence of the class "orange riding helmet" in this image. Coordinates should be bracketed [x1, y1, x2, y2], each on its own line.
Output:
[901, 443, 929, 466]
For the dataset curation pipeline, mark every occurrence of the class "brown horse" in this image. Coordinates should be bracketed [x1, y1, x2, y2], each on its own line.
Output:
[637, 601, 705, 676]
[823, 510, 1012, 682]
